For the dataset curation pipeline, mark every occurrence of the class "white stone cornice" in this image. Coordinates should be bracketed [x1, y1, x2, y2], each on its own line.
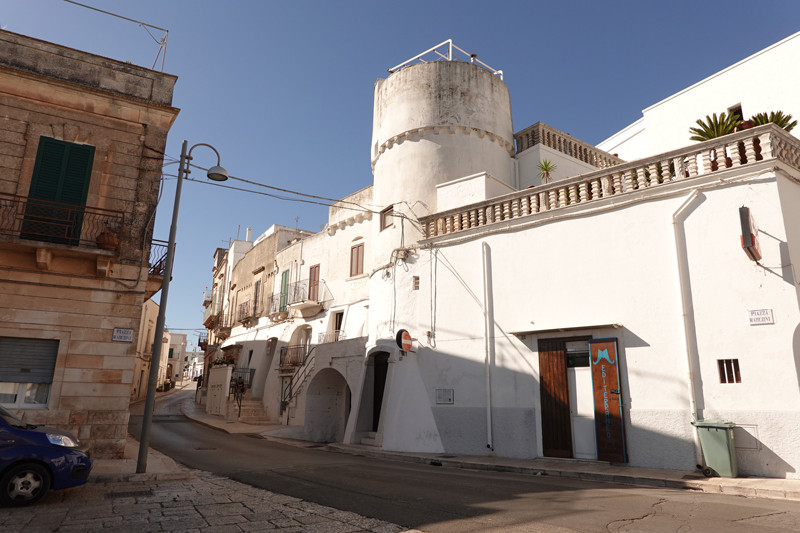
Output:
[371, 125, 515, 170]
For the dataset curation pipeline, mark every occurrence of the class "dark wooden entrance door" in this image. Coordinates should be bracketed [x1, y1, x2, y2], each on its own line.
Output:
[538, 339, 573, 458]
[372, 353, 389, 432]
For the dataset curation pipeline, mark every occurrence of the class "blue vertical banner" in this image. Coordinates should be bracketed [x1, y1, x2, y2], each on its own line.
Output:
[589, 338, 627, 463]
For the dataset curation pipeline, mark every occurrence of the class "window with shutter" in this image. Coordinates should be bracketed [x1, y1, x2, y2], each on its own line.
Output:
[21, 137, 95, 246]
[308, 265, 320, 301]
[350, 244, 364, 277]
[0, 337, 59, 408]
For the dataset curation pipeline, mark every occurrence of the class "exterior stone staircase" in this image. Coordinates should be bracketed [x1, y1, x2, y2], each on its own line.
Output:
[225, 396, 271, 424]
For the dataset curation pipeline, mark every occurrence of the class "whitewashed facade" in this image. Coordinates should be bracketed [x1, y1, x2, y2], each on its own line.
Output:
[202, 36, 800, 479]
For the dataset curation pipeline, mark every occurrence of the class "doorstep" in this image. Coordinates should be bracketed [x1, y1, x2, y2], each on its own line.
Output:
[325, 443, 800, 502]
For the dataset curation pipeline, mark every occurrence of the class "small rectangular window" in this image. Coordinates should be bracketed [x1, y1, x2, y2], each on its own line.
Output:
[728, 104, 744, 121]
[412, 276, 420, 290]
[380, 206, 394, 231]
[718, 359, 741, 384]
[350, 243, 364, 277]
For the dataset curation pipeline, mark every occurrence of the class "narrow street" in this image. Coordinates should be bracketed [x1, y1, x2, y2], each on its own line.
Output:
[129, 390, 800, 532]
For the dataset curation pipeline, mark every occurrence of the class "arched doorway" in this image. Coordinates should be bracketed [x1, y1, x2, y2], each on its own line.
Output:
[304, 368, 350, 443]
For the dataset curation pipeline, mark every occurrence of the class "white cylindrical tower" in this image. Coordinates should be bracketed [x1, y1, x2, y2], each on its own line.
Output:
[371, 60, 514, 222]
[367, 58, 514, 346]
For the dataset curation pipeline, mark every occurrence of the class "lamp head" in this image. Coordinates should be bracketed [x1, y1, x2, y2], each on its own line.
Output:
[206, 165, 229, 182]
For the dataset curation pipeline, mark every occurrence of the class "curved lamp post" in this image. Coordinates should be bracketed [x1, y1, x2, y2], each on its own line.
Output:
[137, 140, 228, 472]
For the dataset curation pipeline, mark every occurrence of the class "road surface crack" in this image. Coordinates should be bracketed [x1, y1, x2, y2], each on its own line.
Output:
[732, 510, 789, 522]
[606, 498, 667, 531]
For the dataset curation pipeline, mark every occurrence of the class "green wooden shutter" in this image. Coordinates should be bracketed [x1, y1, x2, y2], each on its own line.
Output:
[23, 137, 95, 245]
[280, 270, 290, 311]
[28, 137, 94, 206]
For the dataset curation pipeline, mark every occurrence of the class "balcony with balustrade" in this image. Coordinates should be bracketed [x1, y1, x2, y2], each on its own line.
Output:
[514, 122, 624, 169]
[422, 124, 800, 241]
[236, 299, 262, 328]
[279, 344, 312, 369]
[286, 279, 322, 316]
[318, 331, 346, 345]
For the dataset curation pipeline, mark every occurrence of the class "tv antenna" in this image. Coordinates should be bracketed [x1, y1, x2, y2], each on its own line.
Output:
[63, 1, 169, 72]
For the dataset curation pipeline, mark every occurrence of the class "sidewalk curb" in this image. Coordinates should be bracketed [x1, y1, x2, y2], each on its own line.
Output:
[89, 471, 197, 483]
[175, 399, 800, 503]
[325, 444, 800, 502]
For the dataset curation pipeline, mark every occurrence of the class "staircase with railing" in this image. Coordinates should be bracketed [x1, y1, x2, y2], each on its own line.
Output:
[280, 347, 316, 419]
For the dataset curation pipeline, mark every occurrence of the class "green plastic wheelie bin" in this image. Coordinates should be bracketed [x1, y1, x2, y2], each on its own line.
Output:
[691, 420, 738, 478]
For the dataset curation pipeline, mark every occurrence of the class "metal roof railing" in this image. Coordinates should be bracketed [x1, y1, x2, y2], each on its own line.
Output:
[388, 39, 503, 81]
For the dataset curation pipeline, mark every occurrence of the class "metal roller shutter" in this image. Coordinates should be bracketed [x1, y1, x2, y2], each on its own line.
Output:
[0, 337, 59, 384]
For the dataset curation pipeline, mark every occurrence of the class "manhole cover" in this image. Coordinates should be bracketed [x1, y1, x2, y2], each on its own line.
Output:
[105, 490, 153, 499]
[195, 447, 218, 451]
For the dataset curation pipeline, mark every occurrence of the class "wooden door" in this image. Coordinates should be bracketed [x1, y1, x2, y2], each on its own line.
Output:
[538, 339, 573, 458]
[589, 338, 627, 462]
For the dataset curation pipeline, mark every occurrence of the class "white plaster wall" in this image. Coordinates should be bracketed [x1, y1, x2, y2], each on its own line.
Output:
[517, 144, 600, 189]
[381, 173, 800, 475]
[436, 172, 516, 213]
[598, 31, 800, 160]
[597, 118, 647, 161]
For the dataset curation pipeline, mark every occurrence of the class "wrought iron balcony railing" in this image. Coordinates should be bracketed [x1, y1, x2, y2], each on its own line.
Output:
[0, 193, 124, 251]
[280, 344, 311, 367]
[237, 300, 262, 322]
[318, 331, 346, 344]
[148, 239, 169, 276]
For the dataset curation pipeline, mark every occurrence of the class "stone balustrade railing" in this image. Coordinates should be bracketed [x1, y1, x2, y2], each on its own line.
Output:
[423, 124, 800, 240]
[514, 122, 625, 169]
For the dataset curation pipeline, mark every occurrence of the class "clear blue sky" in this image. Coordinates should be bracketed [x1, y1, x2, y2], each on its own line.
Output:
[4, 1, 800, 339]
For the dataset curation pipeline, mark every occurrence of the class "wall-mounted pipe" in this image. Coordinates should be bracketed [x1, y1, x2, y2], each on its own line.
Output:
[671, 190, 704, 467]
[482, 241, 494, 450]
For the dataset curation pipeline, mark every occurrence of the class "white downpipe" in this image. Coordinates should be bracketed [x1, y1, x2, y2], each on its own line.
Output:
[671, 190, 704, 467]
[481, 242, 494, 450]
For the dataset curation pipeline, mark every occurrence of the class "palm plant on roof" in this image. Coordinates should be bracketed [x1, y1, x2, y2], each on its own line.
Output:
[750, 111, 797, 133]
[689, 112, 741, 142]
[537, 159, 557, 183]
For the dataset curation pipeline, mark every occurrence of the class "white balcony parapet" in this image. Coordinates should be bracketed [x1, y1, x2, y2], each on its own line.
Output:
[421, 124, 800, 240]
[514, 122, 625, 169]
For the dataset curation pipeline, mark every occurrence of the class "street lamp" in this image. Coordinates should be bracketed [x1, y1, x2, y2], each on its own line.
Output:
[136, 140, 228, 473]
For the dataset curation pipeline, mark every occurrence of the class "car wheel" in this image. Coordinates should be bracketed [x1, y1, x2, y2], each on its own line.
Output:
[0, 463, 51, 507]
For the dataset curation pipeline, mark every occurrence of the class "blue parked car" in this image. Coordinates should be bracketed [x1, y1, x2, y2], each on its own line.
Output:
[0, 405, 91, 506]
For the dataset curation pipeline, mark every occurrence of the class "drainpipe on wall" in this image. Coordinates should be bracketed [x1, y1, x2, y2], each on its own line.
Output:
[671, 190, 704, 468]
[482, 242, 494, 451]
[514, 156, 520, 191]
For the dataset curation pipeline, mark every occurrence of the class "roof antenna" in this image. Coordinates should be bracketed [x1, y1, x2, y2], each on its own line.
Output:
[63, 0, 169, 71]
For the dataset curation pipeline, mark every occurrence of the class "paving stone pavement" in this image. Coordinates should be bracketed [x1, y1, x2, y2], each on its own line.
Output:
[0, 472, 420, 533]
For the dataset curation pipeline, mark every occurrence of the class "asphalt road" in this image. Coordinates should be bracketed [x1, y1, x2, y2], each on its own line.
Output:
[129, 390, 800, 532]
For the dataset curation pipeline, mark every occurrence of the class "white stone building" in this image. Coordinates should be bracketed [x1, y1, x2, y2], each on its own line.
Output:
[201, 36, 800, 479]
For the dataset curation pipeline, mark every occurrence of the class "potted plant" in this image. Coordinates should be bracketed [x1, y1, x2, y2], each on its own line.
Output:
[537, 159, 557, 184]
[688, 112, 741, 141]
[750, 111, 797, 132]
[96, 225, 119, 251]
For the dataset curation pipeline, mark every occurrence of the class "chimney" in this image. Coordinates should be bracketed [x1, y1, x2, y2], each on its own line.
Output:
[245, 227, 253, 242]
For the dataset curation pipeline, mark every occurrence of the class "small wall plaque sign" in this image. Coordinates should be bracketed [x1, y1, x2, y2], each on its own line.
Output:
[748, 309, 774, 325]
[436, 389, 454, 404]
[112, 328, 134, 342]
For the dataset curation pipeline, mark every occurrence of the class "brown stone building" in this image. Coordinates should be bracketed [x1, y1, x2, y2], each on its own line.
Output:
[0, 32, 178, 457]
